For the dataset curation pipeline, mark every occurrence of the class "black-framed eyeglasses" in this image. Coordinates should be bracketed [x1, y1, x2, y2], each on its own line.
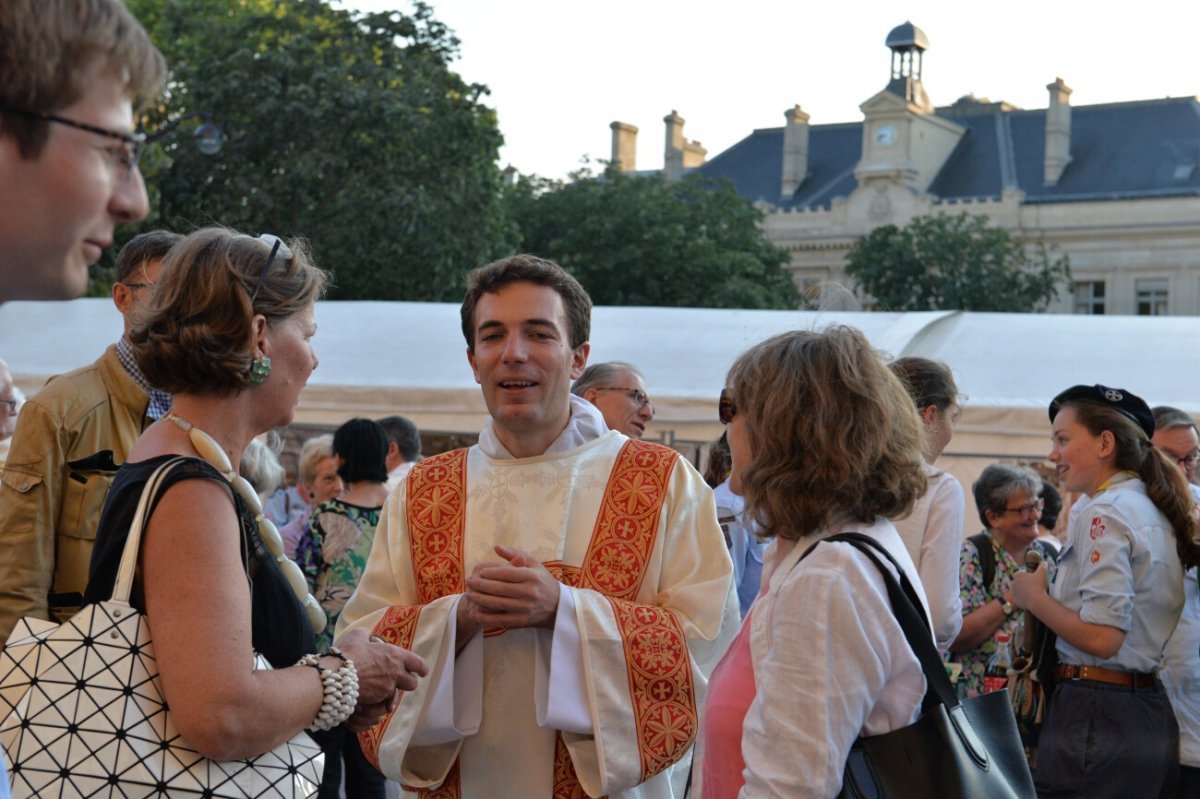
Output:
[1167, 450, 1200, 468]
[1003, 500, 1044, 518]
[2, 107, 145, 180]
[3, 399, 17, 417]
[719, 388, 736, 425]
[121, 281, 155, 291]
[594, 386, 653, 413]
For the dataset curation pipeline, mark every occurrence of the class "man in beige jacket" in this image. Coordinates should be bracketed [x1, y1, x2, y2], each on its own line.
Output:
[0, 231, 179, 644]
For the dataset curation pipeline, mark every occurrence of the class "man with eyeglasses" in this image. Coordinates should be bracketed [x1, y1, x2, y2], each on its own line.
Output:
[570, 361, 655, 439]
[1153, 405, 1200, 796]
[337, 255, 738, 798]
[0, 0, 163, 303]
[1151, 406, 1199, 486]
[0, 231, 179, 646]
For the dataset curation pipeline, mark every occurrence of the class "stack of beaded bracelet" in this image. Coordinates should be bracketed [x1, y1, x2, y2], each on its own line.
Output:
[163, 411, 328, 633]
[298, 647, 360, 732]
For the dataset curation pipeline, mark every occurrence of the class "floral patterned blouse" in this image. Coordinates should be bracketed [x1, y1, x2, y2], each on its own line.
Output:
[297, 498, 381, 653]
[952, 533, 1059, 698]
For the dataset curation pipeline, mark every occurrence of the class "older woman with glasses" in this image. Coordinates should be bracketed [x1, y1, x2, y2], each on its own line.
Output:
[949, 463, 1057, 698]
[697, 326, 930, 798]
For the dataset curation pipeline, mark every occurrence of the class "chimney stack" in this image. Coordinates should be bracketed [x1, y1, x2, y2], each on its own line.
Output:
[1044, 77, 1072, 185]
[663, 110, 706, 181]
[664, 110, 685, 181]
[781, 105, 810, 198]
[610, 121, 638, 172]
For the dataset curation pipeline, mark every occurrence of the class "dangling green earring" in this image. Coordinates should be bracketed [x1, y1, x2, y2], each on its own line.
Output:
[249, 355, 272, 385]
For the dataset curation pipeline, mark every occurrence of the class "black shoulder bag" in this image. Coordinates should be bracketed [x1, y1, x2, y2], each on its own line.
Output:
[801, 532, 1035, 799]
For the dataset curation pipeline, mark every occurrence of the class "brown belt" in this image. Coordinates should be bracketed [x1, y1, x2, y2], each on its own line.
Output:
[1054, 664, 1156, 689]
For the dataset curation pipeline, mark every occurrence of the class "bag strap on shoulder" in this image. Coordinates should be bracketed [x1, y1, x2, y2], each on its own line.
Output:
[800, 531, 961, 715]
[111, 457, 192, 605]
[969, 531, 997, 596]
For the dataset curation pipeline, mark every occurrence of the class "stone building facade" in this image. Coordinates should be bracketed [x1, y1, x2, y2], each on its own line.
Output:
[612, 22, 1200, 315]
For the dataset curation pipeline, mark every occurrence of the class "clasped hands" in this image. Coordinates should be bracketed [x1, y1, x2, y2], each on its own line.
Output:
[457, 544, 561, 643]
[334, 544, 560, 729]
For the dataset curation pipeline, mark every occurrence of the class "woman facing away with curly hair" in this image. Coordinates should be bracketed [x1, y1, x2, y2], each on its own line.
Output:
[695, 325, 932, 799]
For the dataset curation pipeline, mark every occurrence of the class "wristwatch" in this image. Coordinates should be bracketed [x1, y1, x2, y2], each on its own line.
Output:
[1001, 600, 1014, 616]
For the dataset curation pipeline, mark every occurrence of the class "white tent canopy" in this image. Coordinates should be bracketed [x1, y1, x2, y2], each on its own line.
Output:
[4, 299, 1197, 439]
[4, 299, 1198, 531]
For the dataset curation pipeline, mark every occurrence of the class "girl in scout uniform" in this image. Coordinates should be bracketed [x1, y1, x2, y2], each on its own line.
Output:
[1012, 384, 1200, 798]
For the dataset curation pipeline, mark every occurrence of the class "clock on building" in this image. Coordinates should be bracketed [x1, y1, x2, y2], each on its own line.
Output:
[874, 123, 896, 147]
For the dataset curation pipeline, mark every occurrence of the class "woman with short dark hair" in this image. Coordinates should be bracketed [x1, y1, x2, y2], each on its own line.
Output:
[298, 416, 392, 798]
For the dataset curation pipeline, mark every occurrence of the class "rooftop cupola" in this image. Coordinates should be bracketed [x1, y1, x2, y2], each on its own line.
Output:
[885, 21, 932, 111]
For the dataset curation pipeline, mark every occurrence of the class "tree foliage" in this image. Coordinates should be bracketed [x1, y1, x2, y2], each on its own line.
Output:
[120, 0, 513, 300]
[504, 165, 799, 308]
[844, 212, 1071, 312]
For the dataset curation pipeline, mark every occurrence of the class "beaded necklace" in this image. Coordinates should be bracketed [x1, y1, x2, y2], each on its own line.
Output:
[164, 410, 327, 634]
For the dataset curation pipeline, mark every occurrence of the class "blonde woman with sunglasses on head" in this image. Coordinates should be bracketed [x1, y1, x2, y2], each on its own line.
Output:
[82, 227, 427, 773]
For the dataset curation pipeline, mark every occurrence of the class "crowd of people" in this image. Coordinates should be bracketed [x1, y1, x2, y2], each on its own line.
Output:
[2, 3, 1200, 799]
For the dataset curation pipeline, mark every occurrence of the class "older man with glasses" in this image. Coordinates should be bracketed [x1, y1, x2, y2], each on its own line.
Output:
[1151, 406, 1199, 485]
[570, 360, 656, 439]
[0, 230, 180, 646]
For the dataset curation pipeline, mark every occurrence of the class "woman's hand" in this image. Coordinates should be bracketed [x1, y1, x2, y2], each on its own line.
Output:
[1009, 562, 1048, 610]
[337, 627, 428, 707]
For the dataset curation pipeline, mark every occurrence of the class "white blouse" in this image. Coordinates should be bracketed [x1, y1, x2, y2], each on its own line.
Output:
[740, 517, 930, 799]
[892, 464, 966, 653]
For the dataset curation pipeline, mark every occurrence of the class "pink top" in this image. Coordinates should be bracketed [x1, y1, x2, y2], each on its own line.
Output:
[701, 606, 758, 798]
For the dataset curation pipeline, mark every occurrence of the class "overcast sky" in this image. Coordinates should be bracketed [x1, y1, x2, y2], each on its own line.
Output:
[343, 0, 1200, 179]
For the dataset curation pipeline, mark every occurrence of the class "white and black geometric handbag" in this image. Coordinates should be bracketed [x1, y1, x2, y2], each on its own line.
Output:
[0, 458, 324, 797]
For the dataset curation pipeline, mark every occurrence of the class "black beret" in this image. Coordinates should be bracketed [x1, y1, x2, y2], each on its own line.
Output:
[1048, 384, 1155, 439]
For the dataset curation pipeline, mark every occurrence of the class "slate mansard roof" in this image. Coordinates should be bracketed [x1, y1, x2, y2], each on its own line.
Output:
[696, 96, 1200, 210]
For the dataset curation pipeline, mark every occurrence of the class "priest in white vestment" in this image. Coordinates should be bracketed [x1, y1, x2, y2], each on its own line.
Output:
[336, 255, 740, 799]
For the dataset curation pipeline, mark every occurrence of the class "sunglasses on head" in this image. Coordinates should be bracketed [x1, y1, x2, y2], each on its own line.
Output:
[718, 388, 736, 425]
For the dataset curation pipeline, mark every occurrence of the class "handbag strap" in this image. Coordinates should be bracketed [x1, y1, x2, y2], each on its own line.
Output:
[111, 457, 192, 604]
[800, 531, 961, 715]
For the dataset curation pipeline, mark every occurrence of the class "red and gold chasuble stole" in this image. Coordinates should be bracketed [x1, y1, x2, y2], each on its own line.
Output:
[554, 440, 698, 794]
[605, 600, 697, 782]
[360, 604, 421, 771]
[358, 449, 468, 779]
[406, 449, 470, 603]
